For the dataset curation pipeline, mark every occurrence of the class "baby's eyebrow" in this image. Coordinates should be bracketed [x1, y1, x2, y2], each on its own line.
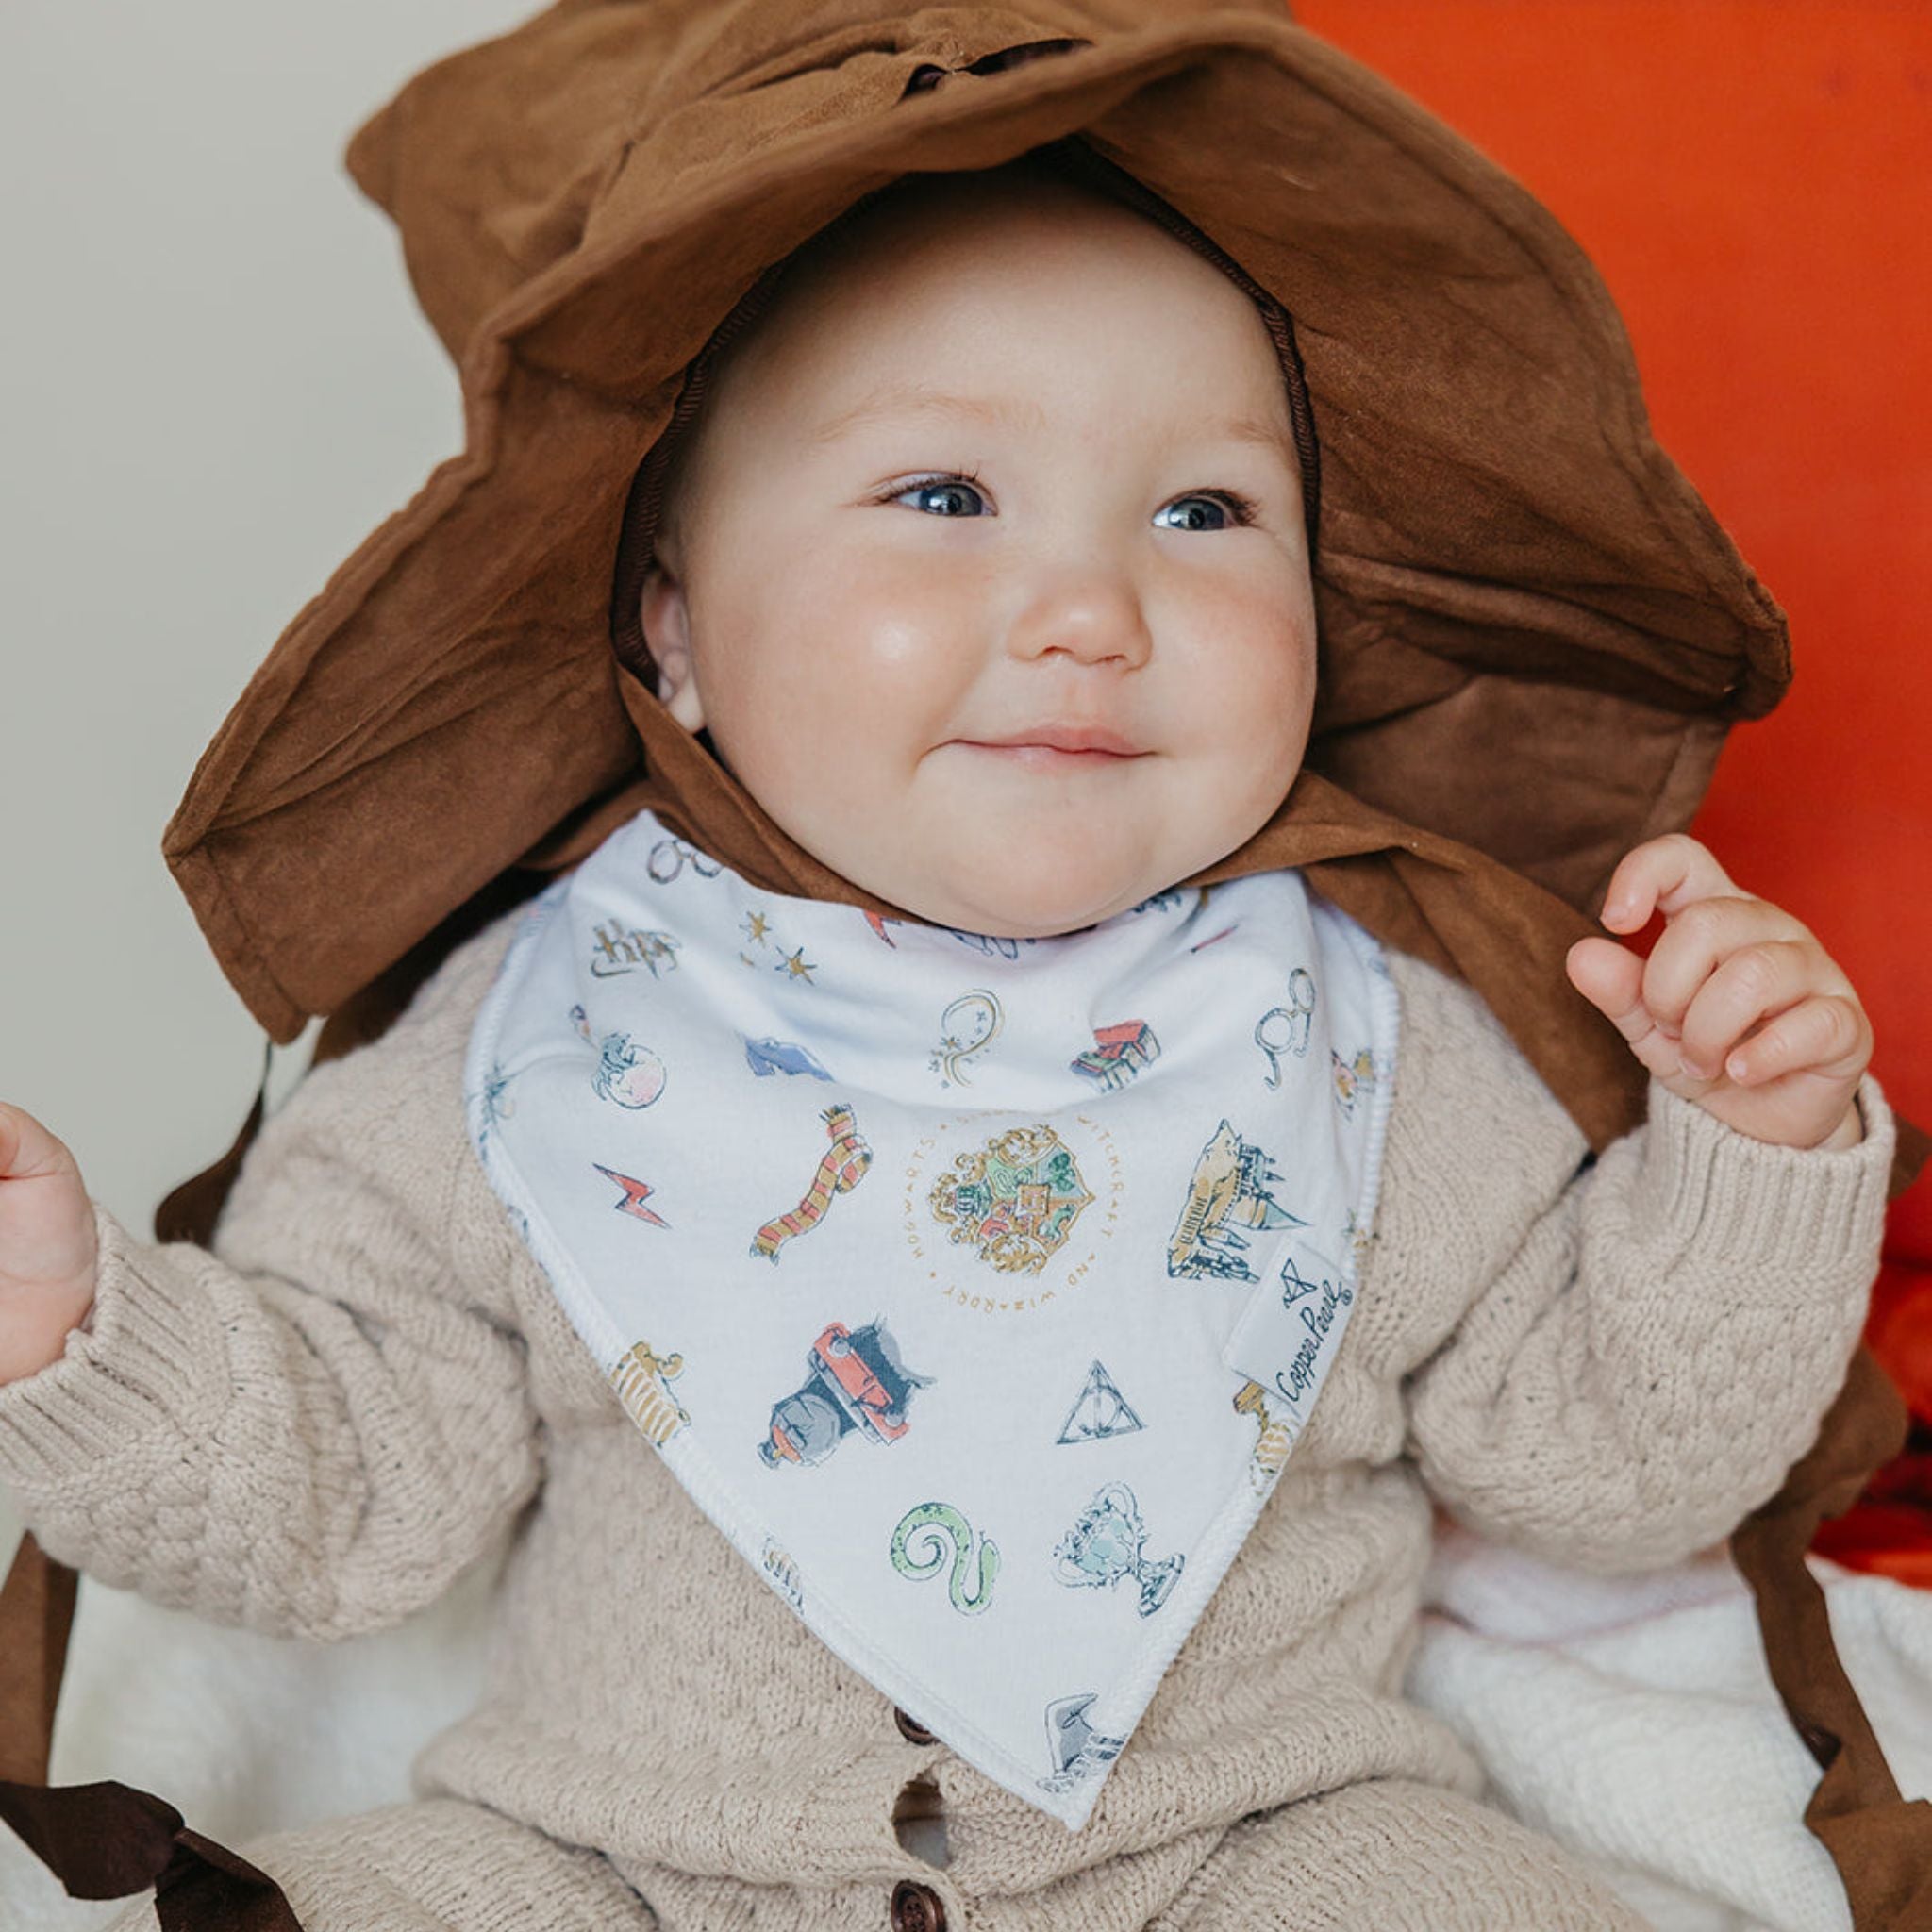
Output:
[808, 381, 1295, 458]
[808, 383, 1046, 443]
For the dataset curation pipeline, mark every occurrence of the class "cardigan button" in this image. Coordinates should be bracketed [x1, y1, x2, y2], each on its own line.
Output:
[891, 1878, 947, 1932]
[893, 1706, 939, 1745]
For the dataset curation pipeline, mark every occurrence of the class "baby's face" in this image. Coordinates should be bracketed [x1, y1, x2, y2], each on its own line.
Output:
[640, 165, 1317, 938]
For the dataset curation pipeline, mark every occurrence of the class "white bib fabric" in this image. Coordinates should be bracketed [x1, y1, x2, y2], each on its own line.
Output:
[464, 808, 1399, 1830]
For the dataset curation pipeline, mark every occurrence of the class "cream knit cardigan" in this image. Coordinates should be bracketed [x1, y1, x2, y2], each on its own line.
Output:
[0, 914, 1896, 1930]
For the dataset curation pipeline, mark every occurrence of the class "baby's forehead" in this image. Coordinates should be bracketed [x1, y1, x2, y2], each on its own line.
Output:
[648, 161, 1315, 553]
[744, 168, 1282, 377]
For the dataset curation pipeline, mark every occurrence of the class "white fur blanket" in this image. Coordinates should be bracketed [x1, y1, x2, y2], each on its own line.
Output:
[4, 1502, 1928, 1929]
[1412, 1525, 1932, 1930]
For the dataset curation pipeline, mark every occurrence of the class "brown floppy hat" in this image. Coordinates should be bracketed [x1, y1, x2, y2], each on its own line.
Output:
[5, 4, 1925, 1926]
[162, 0, 1790, 1099]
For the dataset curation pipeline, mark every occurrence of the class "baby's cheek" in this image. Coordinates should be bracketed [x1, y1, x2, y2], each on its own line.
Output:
[723, 680, 910, 870]
[1257, 641, 1319, 774]
[1217, 628, 1313, 749]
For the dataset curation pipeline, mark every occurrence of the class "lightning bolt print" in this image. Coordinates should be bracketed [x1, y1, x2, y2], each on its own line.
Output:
[594, 1164, 670, 1228]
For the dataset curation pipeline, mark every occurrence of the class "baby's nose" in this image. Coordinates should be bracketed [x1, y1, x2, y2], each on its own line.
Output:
[1007, 577, 1152, 669]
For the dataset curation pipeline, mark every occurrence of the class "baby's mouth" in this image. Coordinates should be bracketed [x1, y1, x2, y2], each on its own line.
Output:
[954, 724, 1148, 766]
[959, 742, 1143, 773]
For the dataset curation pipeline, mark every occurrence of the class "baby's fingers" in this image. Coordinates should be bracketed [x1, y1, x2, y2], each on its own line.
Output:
[1724, 992, 1871, 1089]
[1565, 937, 1684, 1080]
[0, 1101, 98, 1356]
[1641, 895, 1803, 1036]
[1600, 833, 1739, 934]
[0, 1100, 77, 1184]
[1676, 939, 1824, 1079]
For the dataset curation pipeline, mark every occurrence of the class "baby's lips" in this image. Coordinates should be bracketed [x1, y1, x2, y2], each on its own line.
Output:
[959, 721, 1145, 756]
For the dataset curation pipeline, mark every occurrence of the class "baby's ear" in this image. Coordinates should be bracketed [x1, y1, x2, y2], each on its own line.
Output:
[638, 564, 707, 733]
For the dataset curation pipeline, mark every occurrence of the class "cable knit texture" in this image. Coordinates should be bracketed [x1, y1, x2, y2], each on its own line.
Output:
[0, 915, 1894, 1931]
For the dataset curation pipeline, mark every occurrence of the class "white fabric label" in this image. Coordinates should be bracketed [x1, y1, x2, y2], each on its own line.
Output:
[465, 808, 1399, 1828]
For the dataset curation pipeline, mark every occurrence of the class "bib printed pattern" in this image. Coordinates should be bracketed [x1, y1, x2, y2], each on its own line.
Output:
[464, 808, 1399, 1829]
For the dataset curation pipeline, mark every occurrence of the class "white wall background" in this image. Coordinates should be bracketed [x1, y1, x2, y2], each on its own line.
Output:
[2, 0, 537, 1228]
[0, 0, 536, 1600]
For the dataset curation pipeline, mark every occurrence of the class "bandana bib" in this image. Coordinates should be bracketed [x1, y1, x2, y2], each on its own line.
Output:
[464, 808, 1399, 1829]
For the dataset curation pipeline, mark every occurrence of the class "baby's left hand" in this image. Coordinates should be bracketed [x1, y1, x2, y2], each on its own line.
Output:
[1565, 833, 1872, 1150]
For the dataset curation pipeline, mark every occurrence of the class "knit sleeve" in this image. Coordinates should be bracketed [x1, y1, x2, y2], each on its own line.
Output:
[1394, 960, 1896, 1574]
[0, 920, 541, 1641]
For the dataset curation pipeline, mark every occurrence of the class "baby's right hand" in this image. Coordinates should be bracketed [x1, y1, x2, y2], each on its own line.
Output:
[0, 1101, 100, 1385]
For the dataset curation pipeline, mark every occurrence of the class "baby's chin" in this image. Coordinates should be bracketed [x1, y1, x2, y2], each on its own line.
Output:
[876, 853, 1186, 941]
[759, 770, 1287, 939]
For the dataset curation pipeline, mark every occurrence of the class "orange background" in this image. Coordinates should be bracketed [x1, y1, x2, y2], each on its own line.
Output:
[1295, 0, 1931, 1577]
[1298, 0, 1931, 1250]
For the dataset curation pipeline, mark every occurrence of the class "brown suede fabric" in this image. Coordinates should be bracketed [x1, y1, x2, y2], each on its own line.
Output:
[161, 0, 1789, 1046]
[0, 1532, 74, 1790]
[5, 3, 1925, 1926]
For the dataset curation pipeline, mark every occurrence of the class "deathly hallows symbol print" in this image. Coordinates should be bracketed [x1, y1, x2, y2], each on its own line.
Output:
[1057, 1358, 1144, 1444]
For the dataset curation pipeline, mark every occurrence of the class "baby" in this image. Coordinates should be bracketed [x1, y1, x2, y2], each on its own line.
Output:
[0, 138, 1897, 1932]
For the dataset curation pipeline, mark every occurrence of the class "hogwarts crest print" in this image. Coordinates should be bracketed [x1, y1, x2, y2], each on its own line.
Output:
[465, 807, 1398, 1829]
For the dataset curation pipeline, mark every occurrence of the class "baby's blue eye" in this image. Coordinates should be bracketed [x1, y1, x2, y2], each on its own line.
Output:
[895, 476, 987, 517]
[1155, 494, 1242, 534]
[883, 473, 1255, 530]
